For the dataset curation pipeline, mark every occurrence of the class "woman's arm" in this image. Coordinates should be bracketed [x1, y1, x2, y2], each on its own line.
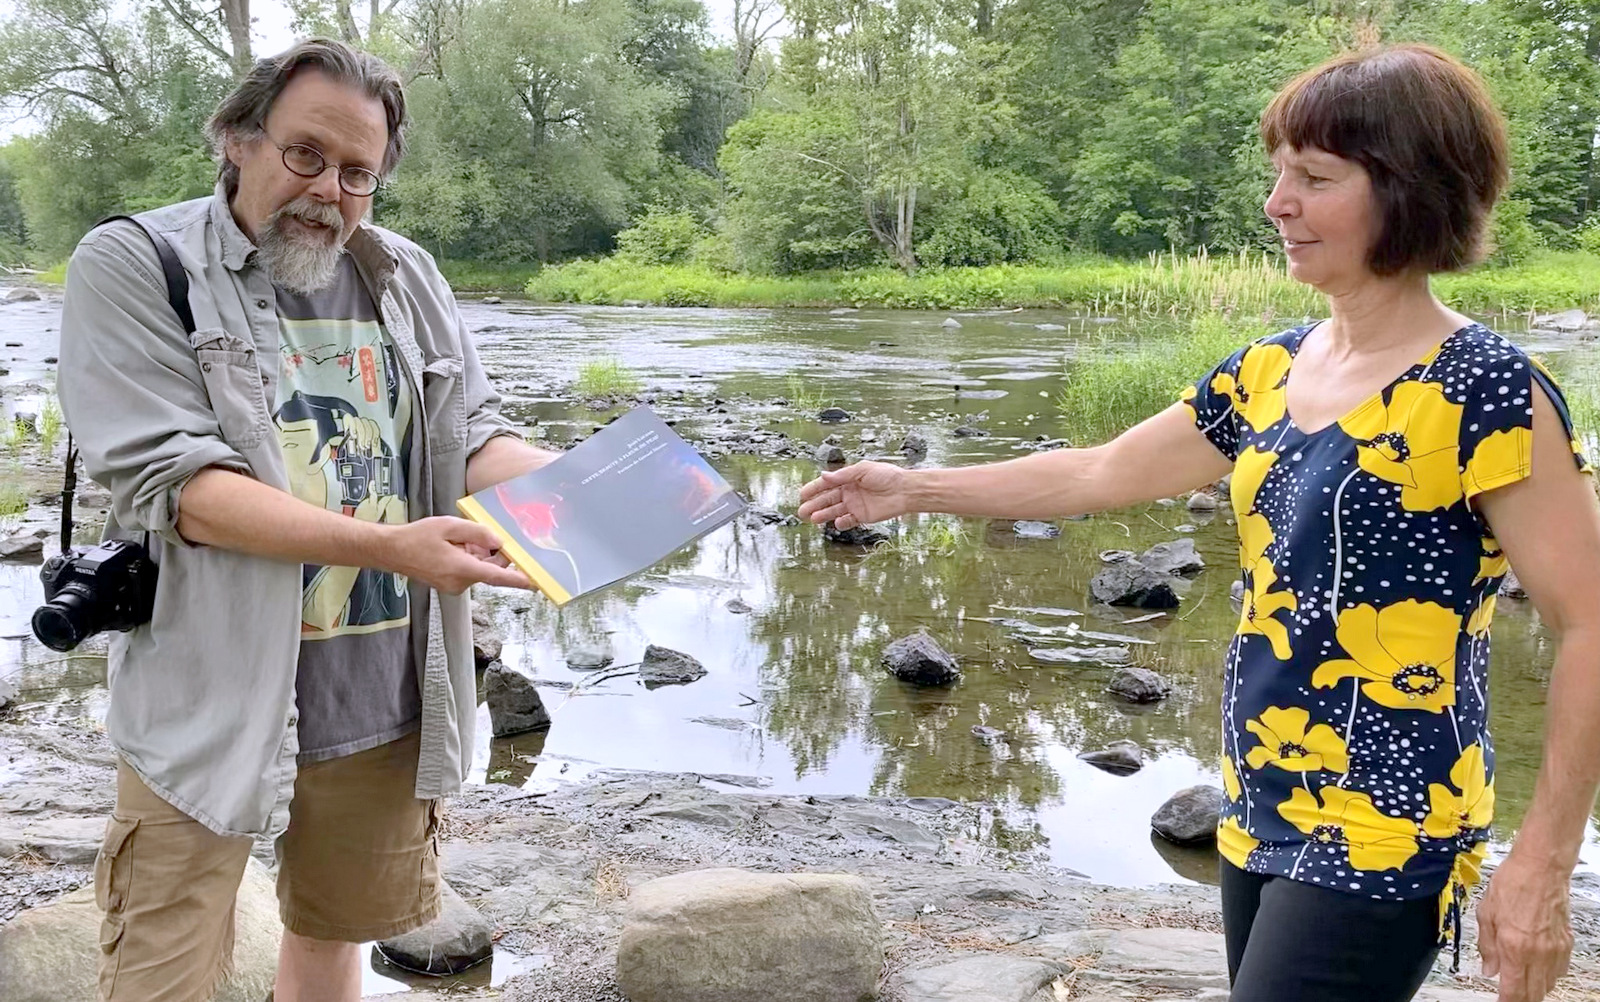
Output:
[1474, 389, 1600, 1002]
[799, 402, 1234, 527]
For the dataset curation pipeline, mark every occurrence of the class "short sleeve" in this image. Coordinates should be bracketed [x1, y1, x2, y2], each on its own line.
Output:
[1459, 354, 1592, 501]
[1183, 344, 1250, 461]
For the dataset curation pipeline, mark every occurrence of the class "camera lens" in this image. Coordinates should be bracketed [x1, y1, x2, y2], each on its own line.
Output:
[32, 592, 92, 652]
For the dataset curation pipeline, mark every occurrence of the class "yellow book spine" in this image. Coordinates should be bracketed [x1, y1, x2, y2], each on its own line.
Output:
[456, 496, 574, 605]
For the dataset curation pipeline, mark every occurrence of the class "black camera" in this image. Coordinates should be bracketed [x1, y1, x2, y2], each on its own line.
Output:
[32, 539, 158, 652]
[337, 453, 395, 507]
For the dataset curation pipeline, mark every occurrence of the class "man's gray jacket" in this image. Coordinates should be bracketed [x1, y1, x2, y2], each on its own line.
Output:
[57, 185, 517, 837]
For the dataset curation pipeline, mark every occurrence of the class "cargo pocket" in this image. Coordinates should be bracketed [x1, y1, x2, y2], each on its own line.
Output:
[190, 329, 267, 449]
[421, 356, 466, 453]
[94, 815, 139, 980]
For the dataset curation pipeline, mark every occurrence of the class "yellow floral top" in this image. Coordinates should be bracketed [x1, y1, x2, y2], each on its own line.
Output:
[1183, 323, 1591, 954]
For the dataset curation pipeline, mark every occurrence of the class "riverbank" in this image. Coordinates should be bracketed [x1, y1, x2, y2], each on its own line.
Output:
[2, 718, 1596, 1002]
[523, 251, 1600, 316]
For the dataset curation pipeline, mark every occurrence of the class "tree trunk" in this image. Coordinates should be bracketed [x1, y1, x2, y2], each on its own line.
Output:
[220, 0, 253, 77]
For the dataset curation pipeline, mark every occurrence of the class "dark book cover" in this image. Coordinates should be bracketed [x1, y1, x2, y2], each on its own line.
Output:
[457, 407, 745, 604]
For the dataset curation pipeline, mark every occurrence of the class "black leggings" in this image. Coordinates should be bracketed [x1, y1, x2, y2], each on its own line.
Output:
[1222, 861, 1442, 1002]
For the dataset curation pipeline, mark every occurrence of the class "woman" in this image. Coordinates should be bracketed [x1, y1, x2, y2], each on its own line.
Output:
[799, 44, 1599, 1002]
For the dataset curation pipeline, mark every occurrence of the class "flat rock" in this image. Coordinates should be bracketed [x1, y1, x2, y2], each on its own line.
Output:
[1152, 785, 1224, 845]
[1077, 739, 1144, 775]
[1089, 561, 1179, 608]
[818, 407, 852, 423]
[952, 426, 988, 438]
[882, 631, 961, 686]
[640, 645, 707, 686]
[1033, 927, 1228, 989]
[899, 954, 1066, 1002]
[565, 646, 614, 670]
[616, 868, 883, 1002]
[0, 532, 44, 562]
[1026, 646, 1132, 665]
[375, 880, 492, 975]
[1012, 520, 1060, 539]
[0, 857, 280, 1002]
[1107, 666, 1170, 703]
[483, 663, 551, 738]
[1534, 308, 1589, 332]
[2, 288, 40, 303]
[0, 816, 107, 865]
[823, 521, 891, 547]
[1137, 538, 1205, 577]
[1186, 492, 1219, 512]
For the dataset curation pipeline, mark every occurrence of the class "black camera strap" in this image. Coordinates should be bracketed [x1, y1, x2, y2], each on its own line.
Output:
[58, 217, 195, 555]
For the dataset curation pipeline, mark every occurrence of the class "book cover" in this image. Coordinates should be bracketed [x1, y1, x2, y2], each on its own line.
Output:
[457, 406, 746, 605]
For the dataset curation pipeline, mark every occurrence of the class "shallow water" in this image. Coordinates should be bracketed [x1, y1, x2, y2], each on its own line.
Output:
[4, 297, 1598, 890]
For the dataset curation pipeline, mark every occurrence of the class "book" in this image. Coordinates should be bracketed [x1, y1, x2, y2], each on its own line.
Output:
[457, 406, 746, 605]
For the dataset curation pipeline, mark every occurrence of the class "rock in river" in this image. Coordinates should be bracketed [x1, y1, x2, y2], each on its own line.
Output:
[1089, 561, 1180, 608]
[484, 663, 551, 737]
[818, 407, 853, 423]
[1078, 740, 1144, 775]
[1107, 665, 1170, 703]
[1137, 538, 1205, 577]
[641, 645, 708, 686]
[1151, 785, 1225, 845]
[823, 521, 891, 547]
[882, 631, 961, 686]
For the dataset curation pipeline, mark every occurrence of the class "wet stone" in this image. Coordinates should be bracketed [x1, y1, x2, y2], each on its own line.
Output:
[822, 521, 891, 547]
[483, 663, 551, 738]
[1151, 785, 1225, 845]
[818, 407, 852, 423]
[901, 432, 929, 456]
[815, 443, 846, 464]
[1138, 538, 1205, 577]
[375, 880, 493, 975]
[952, 426, 989, 438]
[1107, 666, 1170, 703]
[971, 725, 1007, 745]
[1089, 561, 1180, 608]
[882, 631, 961, 686]
[1078, 740, 1144, 776]
[565, 647, 614, 671]
[640, 645, 707, 686]
[1012, 520, 1060, 539]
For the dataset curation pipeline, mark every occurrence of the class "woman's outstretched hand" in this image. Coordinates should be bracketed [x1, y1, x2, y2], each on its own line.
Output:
[798, 461, 915, 529]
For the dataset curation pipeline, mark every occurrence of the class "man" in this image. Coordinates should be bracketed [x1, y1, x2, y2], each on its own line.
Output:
[57, 39, 558, 1002]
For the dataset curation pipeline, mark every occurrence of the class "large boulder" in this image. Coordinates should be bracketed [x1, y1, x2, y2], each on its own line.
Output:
[375, 880, 493, 976]
[882, 631, 961, 686]
[1089, 560, 1180, 608]
[640, 645, 707, 687]
[0, 857, 280, 1002]
[483, 663, 550, 737]
[471, 603, 503, 669]
[616, 868, 883, 1002]
[1151, 785, 1225, 846]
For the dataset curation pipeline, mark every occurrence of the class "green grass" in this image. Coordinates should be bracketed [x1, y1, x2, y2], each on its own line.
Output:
[0, 417, 27, 455]
[438, 258, 540, 294]
[0, 481, 26, 517]
[785, 374, 826, 413]
[525, 249, 1600, 316]
[36, 261, 67, 285]
[1056, 312, 1269, 445]
[574, 358, 642, 399]
[37, 398, 61, 455]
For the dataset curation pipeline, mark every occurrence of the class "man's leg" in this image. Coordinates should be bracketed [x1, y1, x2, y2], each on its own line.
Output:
[97, 760, 253, 1002]
[274, 729, 442, 1002]
[275, 931, 361, 1002]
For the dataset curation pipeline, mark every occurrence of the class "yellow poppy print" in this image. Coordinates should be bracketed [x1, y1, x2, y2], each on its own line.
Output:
[1337, 381, 1463, 511]
[1211, 343, 1292, 432]
[1311, 600, 1459, 712]
[1422, 743, 1494, 839]
[1238, 560, 1297, 660]
[1474, 536, 1508, 584]
[1221, 754, 1241, 801]
[1218, 815, 1260, 869]
[1231, 446, 1278, 518]
[1439, 841, 1489, 940]
[1461, 426, 1532, 499]
[1466, 595, 1495, 637]
[1279, 785, 1420, 872]
[1244, 706, 1349, 773]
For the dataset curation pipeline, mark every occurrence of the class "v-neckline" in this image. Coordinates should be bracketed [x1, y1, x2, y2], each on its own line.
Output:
[1280, 321, 1472, 438]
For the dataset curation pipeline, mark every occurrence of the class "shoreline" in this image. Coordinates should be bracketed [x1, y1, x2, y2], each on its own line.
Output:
[1, 719, 1596, 1002]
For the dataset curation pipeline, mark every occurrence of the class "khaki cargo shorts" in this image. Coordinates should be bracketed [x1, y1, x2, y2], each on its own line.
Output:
[94, 730, 442, 1002]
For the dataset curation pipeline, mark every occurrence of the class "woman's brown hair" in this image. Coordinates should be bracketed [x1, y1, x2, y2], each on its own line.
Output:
[1260, 44, 1509, 275]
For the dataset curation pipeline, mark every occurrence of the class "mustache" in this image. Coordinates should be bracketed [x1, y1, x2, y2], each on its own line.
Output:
[269, 197, 345, 236]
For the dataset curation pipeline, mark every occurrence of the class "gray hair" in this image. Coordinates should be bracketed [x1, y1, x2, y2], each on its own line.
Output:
[206, 39, 407, 197]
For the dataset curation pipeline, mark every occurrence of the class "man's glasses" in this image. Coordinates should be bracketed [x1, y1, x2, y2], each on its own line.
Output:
[272, 138, 382, 197]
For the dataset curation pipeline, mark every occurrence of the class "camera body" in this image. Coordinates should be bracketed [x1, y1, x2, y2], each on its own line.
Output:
[32, 539, 158, 652]
[337, 452, 394, 507]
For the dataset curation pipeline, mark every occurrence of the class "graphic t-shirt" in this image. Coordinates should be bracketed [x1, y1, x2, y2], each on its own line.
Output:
[1183, 322, 1591, 951]
[274, 254, 419, 763]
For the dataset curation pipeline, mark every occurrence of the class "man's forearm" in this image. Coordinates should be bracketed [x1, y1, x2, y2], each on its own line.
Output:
[176, 467, 394, 568]
[1512, 627, 1600, 869]
[466, 434, 561, 494]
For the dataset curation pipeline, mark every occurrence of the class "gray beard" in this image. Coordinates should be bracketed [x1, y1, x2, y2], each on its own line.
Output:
[257, 200, 348, 294]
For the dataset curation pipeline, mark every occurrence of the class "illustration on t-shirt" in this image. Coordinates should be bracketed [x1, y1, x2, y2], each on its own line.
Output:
[274, 314, 414, 639]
